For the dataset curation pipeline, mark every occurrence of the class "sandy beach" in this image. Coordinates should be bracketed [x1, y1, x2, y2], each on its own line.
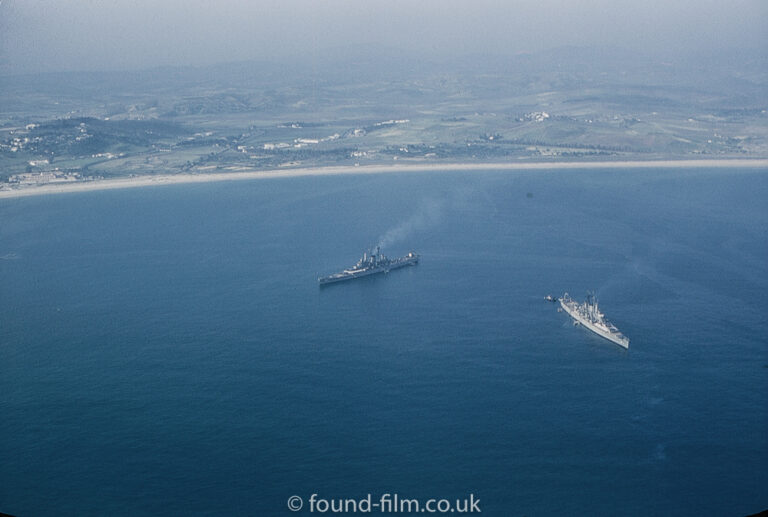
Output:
[1, 159, 766, 200]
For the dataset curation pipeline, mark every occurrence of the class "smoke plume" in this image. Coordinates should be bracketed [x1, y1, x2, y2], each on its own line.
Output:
[377, 199, 444, 249]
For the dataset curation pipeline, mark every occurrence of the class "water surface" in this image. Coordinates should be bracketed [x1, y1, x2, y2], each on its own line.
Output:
[1, 168, 766, 516]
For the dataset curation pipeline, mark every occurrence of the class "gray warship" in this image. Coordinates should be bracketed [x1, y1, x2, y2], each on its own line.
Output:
[318, 247, 419, 285]
[559, 292, 630, 348]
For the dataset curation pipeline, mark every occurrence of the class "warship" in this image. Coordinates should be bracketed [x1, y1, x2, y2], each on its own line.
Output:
[318, 247, 419, 285]
[559, 292, 630, 348]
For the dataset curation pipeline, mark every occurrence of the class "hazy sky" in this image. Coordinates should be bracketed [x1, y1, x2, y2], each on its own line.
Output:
[1, 0, 766, 73]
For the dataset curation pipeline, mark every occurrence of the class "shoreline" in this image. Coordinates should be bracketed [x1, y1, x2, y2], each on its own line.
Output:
[1, 158, 767, 199]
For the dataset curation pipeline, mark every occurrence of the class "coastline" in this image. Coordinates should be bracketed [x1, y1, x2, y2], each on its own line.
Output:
[1, 158, 767, 200]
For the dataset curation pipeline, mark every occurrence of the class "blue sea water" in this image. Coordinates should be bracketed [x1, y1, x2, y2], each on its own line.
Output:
[0, 168, 766, 516]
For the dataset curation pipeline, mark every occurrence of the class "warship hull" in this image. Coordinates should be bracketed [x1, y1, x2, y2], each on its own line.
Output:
[559, 294, 629, 348]
[318, 250, 419, 285]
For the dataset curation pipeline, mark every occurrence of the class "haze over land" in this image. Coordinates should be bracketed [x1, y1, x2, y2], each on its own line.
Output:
[0, 1, 766, 192]
[1, 0, 766, 73]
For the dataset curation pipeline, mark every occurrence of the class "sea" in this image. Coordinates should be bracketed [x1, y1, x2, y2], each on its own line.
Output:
[1, 167, 766, 516]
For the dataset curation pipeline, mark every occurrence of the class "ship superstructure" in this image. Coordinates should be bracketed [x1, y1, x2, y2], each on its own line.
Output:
[559, 292, 629, 348]
[318, 247, 419, 285]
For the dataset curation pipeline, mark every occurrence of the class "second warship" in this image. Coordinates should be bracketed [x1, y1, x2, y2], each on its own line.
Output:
[318, 247, 419, 285]
[559, 292, 630, 348]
